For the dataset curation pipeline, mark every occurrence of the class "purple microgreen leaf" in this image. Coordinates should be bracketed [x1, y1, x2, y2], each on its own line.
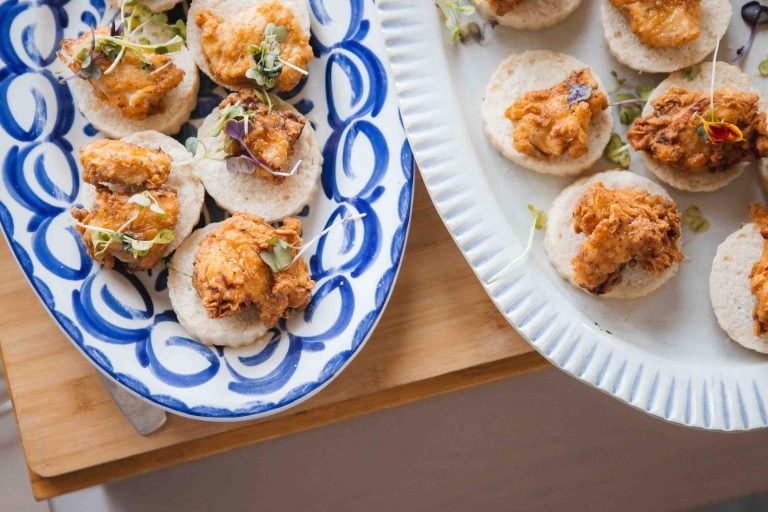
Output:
[225, 119, 245, 141]
[226, 156, 256, 175]
[567, 83, 593, 107]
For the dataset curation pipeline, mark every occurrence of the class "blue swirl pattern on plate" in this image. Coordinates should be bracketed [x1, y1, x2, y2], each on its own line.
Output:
[0, 0, 413, 420]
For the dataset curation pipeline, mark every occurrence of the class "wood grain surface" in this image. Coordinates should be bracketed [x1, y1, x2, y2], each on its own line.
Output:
[0, 177, 546, 499]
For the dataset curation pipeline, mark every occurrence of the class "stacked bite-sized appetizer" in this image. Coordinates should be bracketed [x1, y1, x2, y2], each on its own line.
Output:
[601, 0, 732, 73]
[472, 0, 583, 30]
[63, 0, 332, 348]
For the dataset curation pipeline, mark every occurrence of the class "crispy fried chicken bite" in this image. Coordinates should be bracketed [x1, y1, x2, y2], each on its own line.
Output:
[192, 213, 314, 327]
[58, 29, 184, 120]
[488, 0, 521, 15]
[572, 183, 683, 295]
[750, 204, 768, 336]
[80, 139, 172, 189]
[506, 68, 609, 160]
[610, 0, 701, 48]
[71, 187, 179, 270]
[194, 0, 312, 91]
[627, 86, 768, 173]
[219, 91, 306, 181]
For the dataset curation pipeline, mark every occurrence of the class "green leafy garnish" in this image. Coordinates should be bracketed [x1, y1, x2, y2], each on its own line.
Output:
[684, 63, 701, 81]
[246, 23, 307, 89]
[259, 236, 295, 272]
[610, 70, 627, 91]
[435, 0, 476, 44]
[619, 104, 642, 125]
[211, 104, 253, 136]
[683, 206, 710, 233]
[760, 59, 768, 77]
[604, 133, 631, 169]
[528, 204, 547, 230]
[128, 190, 168, 217]
[489, 204, 548, 282]
[83, 224, 175, 259]
[636, 84, 655, 101]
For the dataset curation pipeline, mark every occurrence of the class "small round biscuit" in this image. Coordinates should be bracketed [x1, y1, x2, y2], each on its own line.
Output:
[168, 223, 268, 347]
[638, 62, 765, 192]
[193, 98, 321, 222]
[187, 0, 311, 90]
[471, 0, 582, 30]
[543, 170, 681, 299]
[79, 131, 205, 256]
[601, 0, 732, 73]
[107, 0, 180, 12]
[482, 50, 613, 177]
[710, 223, 768, 354]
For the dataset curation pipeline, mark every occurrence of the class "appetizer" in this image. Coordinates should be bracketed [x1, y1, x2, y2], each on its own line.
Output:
[544, 171, 683, 299]
[192, 89, 322, 221]
[71, 131, 205, 270]
[482, 51, 613, 176]
[627, 62, 768, 192]
[471, 0, 583, 30]
[57, 3, 199, 138]
[107, 0, 180, 13]
[168, 213, 314, 347]
[711, 205, 768, 354]
[600, 0, 732, 73]
[187, 0, 312, 91]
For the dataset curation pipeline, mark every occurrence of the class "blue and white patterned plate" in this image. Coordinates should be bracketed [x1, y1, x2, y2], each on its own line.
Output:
[0, 0, 413, 420]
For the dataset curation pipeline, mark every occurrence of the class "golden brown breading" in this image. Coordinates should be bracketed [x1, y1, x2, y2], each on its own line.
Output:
[219, 91, 306, 181]
[610, 0, 701, 48]
[627, 86, 768, 174]
[506, 69, 609, 160]
[58, 29, 184, 119]
[71, 187, 179, 270]
[488, 0, 521, 15]
[80, 139, 172, 189]
[572, 183, 683, 295]
[192, 213, 314, 327]
[749, 204, 768, 336]
[194, 0, 312, 91]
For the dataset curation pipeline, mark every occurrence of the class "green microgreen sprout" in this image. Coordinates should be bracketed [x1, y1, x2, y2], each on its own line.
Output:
[246, 23, 308, 90]
[435, 0, 478, 44]
[683, 206, 710, 233]
[604, 132, 631, 169]
[760, 58, 768, 76]
[488, 204, 548, 283]
[684, 63, 701, 81]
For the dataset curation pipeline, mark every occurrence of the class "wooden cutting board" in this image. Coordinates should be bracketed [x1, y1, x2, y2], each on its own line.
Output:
[0, 176, 546, 500]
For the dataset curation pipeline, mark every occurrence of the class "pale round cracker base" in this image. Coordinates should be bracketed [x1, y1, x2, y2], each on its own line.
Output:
[472, 0, 582, 30]
[601, 0, 732, 74]
[543, 170, 681, 299]
[482, 50, 613, 177]
[638, 61, 764, 192]
[168, 223, 269, 347]
[710, 223, 768, 354]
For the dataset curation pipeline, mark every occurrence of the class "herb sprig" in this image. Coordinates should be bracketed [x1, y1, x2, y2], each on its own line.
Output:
[246, 23, 308, 89]
[435, 0, 479, 44]
[488, 204, 547, 283]
[604, 132, 631, 169]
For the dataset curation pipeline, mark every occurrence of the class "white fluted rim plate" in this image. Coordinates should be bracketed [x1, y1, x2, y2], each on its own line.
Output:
[379, 0, 768, 430]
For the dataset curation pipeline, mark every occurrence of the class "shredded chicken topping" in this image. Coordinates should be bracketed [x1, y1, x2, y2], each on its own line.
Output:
[610, 0, 701, 48]
[58, 29, 184, 120]
[192, 213, 314, 327]
[80, 139, 172, 188]
[750, 204, 768, 336]
[488, 0, 520, 15]
[506, 69, 609, 160]
[627, 86, 768, 174]
[572, 183, 683, 295]
[195, 0, 312, 91]
[71, 140, 179, 270]
[220, 91, 306, 181]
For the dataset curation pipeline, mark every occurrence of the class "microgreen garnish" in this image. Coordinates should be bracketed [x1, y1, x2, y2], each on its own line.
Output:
[610, 70, 627, 92]
[683, 206, 710, 233]
[128, 190, 169, 217]
[608, 78, 656, 125]
[684, 63, 701, 81]
[246, 23, 307, 89]
[760, 58, 768, 76]
[567, 83, 593, 107]
[488, 204, 547, 283]
[735, 1, 768, 62]
[604, 133, 631, 169]
[259, 213, 367, 273]
[698, 39, 744, 144]
[223, 119, 303, 177]
[185, 136, 200, 155]
[435, 0, 477, 44]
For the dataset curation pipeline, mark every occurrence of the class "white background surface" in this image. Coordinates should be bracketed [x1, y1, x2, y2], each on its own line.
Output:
[5, 368, 768, 511]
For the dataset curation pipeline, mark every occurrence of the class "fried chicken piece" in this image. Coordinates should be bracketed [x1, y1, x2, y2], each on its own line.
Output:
[194, 0, 313, 91]
[219, 91, 306, 181]
[488, 0, 520, 15]
[506, 69, 609, 160]
[192, 213, 314, 327]
[610, 0, 701, 48]
[58, 29, 184, 119]
[627, 86, 768, 174]
[71, 187, 179, 270]
[749, 204, 768, 336]
[80, 139, 172, 189]
[572, 183, 683, 295]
